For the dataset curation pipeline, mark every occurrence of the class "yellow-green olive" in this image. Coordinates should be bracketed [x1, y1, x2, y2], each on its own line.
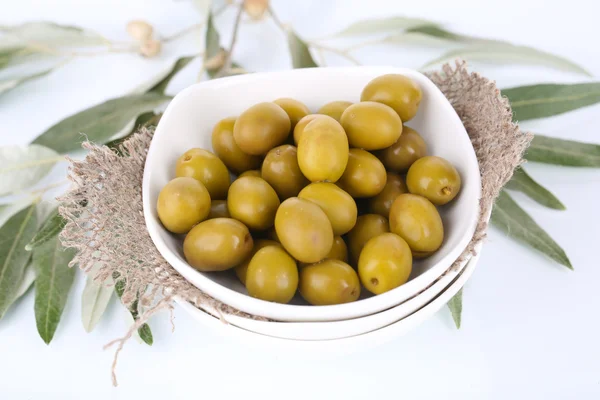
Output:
[261, 144, 308, 199]
[246, 246, 298, 303]
[273, 98, 310, 130]
[239, 170, 261, 178]
[376, 126, 427, 172]
[227, 176, 280, 230]
[389, 193, 444, 253]
[235, 239, 281, 285]
[368, 172, 408, 217]
[317, 101, 353, 122]
[293, 114, 319, 145]
[211, 117, 262, 174]
[347, 214, 390, 265]
[207, 200, 230, 219]
[361, 74, 422, 122]
[233, 102, 291, 155]
[406, 156, 461, 205]
[298, 182, 357, 236]
[157, 177, 211, 234]
[340, 101, 402, 150]
[299, 260, 360, 305]
[337, 149, 386, 197]
[175, 148, 230, 199]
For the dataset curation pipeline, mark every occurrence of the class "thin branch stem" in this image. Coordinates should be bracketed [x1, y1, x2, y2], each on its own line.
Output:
[268, 4, 287, 32]
[214, 3, 244, 78]
[162, 1, 231, 43]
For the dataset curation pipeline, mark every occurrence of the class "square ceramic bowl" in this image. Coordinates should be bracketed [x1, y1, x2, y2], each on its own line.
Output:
[143, 66, 481, 322]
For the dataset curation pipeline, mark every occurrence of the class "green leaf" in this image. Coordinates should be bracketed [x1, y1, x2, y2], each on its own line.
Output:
[105, 112, 160, 153]
[503, 82, 600, 122]
[505, 167, 566, 210]
[33, 235, 76, 344]
[114, 276, 153, 346]
[0, 21, 106, 48]
[137, 56, 196, 94]
[491, 190, 572, 270]
[525, 135, 600, 167]
[0, 67, 55, 95]
[0, 144, 61, 196]
[25, 207, 67, 251]
[81, 275, 113, 333]
[204, 9, 222, 77]
[12, 262, 36, 302]
[326, 17, 438, 37]
[406, 25, 471, 42]
[31, 92, 171, 153]
[447, 288, 462, 329]
[137, 322, 154, 345]
[287, 29, 318, 68]
[0, 203, 38, 319]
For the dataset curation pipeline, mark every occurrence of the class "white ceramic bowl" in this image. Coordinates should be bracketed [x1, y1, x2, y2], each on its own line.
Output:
[143, 66, 481, 322]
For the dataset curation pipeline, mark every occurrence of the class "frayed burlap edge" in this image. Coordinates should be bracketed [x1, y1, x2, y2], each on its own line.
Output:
[58, 60, 532, 386]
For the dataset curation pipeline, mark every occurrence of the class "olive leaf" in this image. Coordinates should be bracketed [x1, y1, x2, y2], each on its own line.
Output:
[491, 190, 572, 270]
[447, 288, 463, 329]
[25, 207, 67, 251]
[505, 167, 566, 210]
[526, 135, 600, 167]
[81, 275, 114, 333]
[33, 235, 77, 344]
[12, 262, 36, 302]
[136, 55, 197, 94]
[325, 17, 438, 38]
[0, 21, 107, 48]
[503, 82, 600, 121]
[0, 144, 62, 196]
[0, 203, 38, 319]
[105, 112, 161, 153]
[0, 67, 55, 95]
[287, 29, 318, 68]
[114, 276, 153, 346]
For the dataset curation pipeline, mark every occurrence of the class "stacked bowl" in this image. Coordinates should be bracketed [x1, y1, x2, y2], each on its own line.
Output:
[142, 67, 482, 342]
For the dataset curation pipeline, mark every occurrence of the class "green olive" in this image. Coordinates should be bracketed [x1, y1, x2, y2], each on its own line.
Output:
[299, 236, 348, 267]
[207, 200, 230, 219]
[233, 102, 291, 155]
[368, 172, 408, 217]
[235, 239, 281, 285]
[376, 126, 427, 172]
[267, 227, 281, 243]
[275, 197, 334, 263]
[347, 214, 389, 265]
[273, 98, 310, 130]
[183, 218, 253, 271]
[389, 194, 444, 253]
[246, 246, 298, 303]
[340, 101, 402, 150]
[239, 170, 261, 178]
[299, 260, 360, 305]
[337, 149, 386, 197]
[293, 114, 319, 145]
[406, 156, 461, 205]
[261, 144, 308, 199]
[361, 74, 422, 122]
[317, 101, 353, 122]
[157, 177, 211, 234]
[211, 117, 262, 174]
[298, 182, 357, 236]
[358, 233, 412, 295]
[297, 115, 349, 182]
[175, 148, 230, 200]
[227, 176, 280, 230]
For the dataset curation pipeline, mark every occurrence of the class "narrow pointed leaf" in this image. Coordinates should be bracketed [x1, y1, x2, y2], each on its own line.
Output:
[13, 262, 36, 301]
[406, 25, 473, 42]
[0, 21, 106, 48]
[447, 288, 462, 329]
[0, 144, 61, 196]
[287, 29, 318, 68]
[491, 190, 572, 269]
[503, 82, 600, 121]
[327, 17, 438, 37]
[204, 9, 222, 77]
[105, 112, 160, 153]
[525, 135, 600, 167]
[114, 277, 153, 346]
[505, 167, 566, 210]
[26, 207, 67, 251]
[81, 276, 114, 333]
[0, 67, 54, 95]
[33, 236, 77, 344]
[143, 56, 196, 94]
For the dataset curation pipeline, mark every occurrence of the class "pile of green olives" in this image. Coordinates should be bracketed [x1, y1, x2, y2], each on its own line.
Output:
[156, 73, 462, 306]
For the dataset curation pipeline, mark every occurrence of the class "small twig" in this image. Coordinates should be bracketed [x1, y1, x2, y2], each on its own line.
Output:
[268, 4, 287, 32]
[307, 42, 361, 65]
[214, 3, 244, 78]
[162, 1, 231, 43]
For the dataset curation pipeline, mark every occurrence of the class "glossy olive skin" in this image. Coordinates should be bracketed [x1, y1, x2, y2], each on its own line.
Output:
[389, 194, 444, 253]
[275, 197, 334, 263]
[227, 176, 280, 230]
[239, 169, 261, 178]
[376, 126, 427, 173]
[273, 98, 310, 130]
[406, 156, 462, 205]
[317, 101, 353, 122]
[207, 200, 230, 219]
[347, 214, 390, 264]
[233, 102, 291, 155]
[183, 218, 253, 271]
[338, 149, 386, 198]
[293, 114, 319, 145]
[298, 182, 357, 236]
[358, 233, 412, 295]
[361, 74, 422, 122]
[235, 239, 281, 285]
[368, 172, 408, 217]
[211, 117, 262, 174]
[175, 148, 230, 200]
[299, 235, 348, 267]
[246, 246, 298, 303]
[157, 177, 211, 234]
[299, 260, 360, 305]
[340, 102, 402, 150]
[297, 115, 349, 183]
[261, 145, 308, 199]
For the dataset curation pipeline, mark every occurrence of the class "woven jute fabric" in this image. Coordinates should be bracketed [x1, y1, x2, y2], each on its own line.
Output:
[58, 61, 532, 385]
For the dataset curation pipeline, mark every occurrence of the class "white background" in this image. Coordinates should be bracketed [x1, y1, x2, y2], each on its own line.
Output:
[2, 0, 600, 399]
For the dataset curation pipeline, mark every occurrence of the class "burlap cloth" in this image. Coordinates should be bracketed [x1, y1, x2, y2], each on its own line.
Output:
[58, 61, 532, 385]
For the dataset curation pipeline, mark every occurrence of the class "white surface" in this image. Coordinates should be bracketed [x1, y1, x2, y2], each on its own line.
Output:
[1, 0, 599, 399]
[144, 66, 480, 321]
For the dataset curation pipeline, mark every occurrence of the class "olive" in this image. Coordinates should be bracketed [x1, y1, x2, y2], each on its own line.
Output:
[337, 149, 386, 197]
[207, 200, 230, 219]
[261, 144, 308, 199]
[412, 250, 433, 259]
[298, 182, 357, 236]
[293, 114, 319, 145]
[368, 172, 408, 217]
[299, 260, 360, 305]
[273, 98, 310, 130]
[361, 74, 422, 122]
[246, 246, 298, 303]
[175, 148, 230, 199]
[406, 156, 461, 205]
[157, 177, 211, 234]
[340, 101, 402, 150]
[358, 233, 412, 295]
[299, 236, 348, 267]
[274, 197, 334, 263]
[239, 170, 261, 178]
[183, 218, 253, 271]
[267, 227, 281, 243]
[376, 126, 427, 172]
[233, 102, 291, 155]
[347, 214, 389, 265]
[389, 194, 444, 253]
[317, 101, 353, 122]
[227, 176, 280, 230]
[235, 239, 281, 285]
[211, 117, 262, 174]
